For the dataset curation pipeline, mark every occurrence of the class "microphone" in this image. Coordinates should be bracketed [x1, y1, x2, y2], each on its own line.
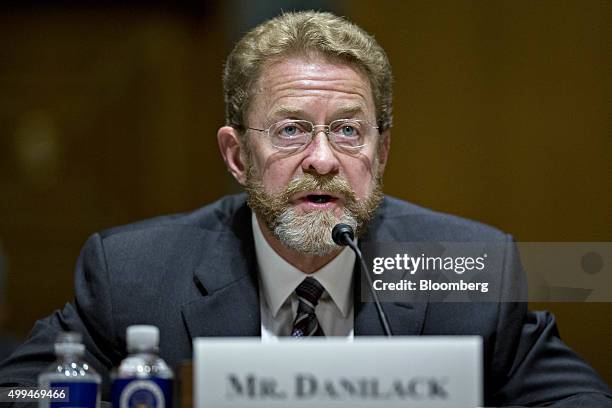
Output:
[331, 223, 354, 245]
[332, 224, 393, 336]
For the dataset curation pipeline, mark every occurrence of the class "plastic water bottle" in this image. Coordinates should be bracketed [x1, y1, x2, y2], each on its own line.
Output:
[111, 325, 174, 408]
[38, 331, 101, 408]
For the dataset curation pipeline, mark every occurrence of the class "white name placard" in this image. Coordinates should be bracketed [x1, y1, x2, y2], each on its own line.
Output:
[194, 336, 482, 408]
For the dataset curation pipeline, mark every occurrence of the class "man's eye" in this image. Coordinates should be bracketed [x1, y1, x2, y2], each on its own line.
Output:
[340, 125, 358, 137]
[282, 125, 298, 136]
[278, 124, 305, 137]
[333, 122, 361, 138]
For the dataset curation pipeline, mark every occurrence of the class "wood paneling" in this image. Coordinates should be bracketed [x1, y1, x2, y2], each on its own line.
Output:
[350, 0, 612, 384]
[0, 7, 232, 335]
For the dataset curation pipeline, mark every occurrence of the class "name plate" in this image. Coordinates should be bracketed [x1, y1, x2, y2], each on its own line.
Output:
[194, 336, 482, 408]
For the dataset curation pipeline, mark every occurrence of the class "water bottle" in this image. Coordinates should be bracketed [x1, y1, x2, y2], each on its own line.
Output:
[38, 331, 101, 408]
[111, 325, 174, 408]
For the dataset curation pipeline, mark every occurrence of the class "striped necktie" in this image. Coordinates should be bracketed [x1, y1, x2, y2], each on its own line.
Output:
[291, 277, 325, 337]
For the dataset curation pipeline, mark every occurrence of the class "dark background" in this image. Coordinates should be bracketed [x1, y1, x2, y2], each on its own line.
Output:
[0, 0, 610, 384]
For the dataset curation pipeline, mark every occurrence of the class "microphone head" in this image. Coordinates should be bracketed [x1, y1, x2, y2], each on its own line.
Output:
[332, 223, 355, 246]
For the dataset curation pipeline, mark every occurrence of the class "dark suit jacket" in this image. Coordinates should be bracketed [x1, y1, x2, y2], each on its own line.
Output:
[1, 194, 610, 407]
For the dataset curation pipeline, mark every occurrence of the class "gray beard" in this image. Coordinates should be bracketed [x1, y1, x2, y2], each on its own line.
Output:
[244, 153, 383, 257]
[272, 206, 359, 256]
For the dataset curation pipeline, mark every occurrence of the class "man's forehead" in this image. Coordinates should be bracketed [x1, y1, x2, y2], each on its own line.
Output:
[265, 103, 369, 121]
[251, 54, 367, 90]
[248, 55, 375, 120]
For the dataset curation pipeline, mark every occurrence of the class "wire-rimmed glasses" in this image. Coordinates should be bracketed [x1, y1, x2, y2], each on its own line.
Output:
[247, 119, 379, 154]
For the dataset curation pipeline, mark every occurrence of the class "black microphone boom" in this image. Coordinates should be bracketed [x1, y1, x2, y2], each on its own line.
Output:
[331, 224, 393, 336]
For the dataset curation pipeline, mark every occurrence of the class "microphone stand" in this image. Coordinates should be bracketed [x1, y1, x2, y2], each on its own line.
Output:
[332, 224, 393, 336]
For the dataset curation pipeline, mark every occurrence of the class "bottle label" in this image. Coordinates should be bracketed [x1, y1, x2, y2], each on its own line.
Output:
[48, 381, 99, 408]
[112, 378, 172, 408]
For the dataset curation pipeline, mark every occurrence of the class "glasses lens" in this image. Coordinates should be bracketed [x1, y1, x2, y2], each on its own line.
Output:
[329, 119, 368, 148]
[269, 120, 312, 149]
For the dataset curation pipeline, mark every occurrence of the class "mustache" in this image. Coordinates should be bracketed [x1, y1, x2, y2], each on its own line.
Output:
[245, 166, 384, 239]
[280, 173, 357, 203]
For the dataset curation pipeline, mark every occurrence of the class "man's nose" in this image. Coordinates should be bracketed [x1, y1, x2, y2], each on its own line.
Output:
[301, 130, 340, 175]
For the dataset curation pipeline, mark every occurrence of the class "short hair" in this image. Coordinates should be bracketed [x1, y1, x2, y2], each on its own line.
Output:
[223, 10, 393, 133]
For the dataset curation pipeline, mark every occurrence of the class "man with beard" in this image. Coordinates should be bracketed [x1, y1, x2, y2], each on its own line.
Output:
[1, 10, 611, 407]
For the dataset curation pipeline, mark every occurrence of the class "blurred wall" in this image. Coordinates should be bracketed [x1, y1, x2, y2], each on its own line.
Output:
[0, 3, 230, 333]
[0, 0, 610, 383]
[350, 0, 611, 383]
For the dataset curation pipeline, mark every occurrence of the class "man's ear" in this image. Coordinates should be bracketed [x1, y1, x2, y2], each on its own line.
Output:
[218, 126, 248, 185]
[377, 129, 391, 174]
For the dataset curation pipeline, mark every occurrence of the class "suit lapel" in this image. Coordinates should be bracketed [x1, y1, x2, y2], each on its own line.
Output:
[354, 199, 430, 336]
[353, 264, 429, 336]
[181, 276, 260, 338]
[181, 204, 261, 340]
[354, 302, 428, 336]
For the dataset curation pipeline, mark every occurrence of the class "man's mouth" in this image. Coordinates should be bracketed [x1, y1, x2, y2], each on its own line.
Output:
[292, 192, 342, 208]
[306, 194, 337, 204]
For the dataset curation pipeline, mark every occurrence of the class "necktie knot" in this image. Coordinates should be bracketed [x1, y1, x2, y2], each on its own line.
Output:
[295, 277, 325, 307]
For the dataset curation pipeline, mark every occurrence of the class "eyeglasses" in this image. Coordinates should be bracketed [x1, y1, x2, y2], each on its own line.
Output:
[246, 119, 379, 153]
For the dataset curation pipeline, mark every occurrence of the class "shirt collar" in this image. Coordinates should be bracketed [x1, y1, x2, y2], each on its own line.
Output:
[252, 213, 355, 318]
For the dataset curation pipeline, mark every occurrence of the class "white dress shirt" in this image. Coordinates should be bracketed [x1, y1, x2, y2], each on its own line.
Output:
[252, 214, 355, 341]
